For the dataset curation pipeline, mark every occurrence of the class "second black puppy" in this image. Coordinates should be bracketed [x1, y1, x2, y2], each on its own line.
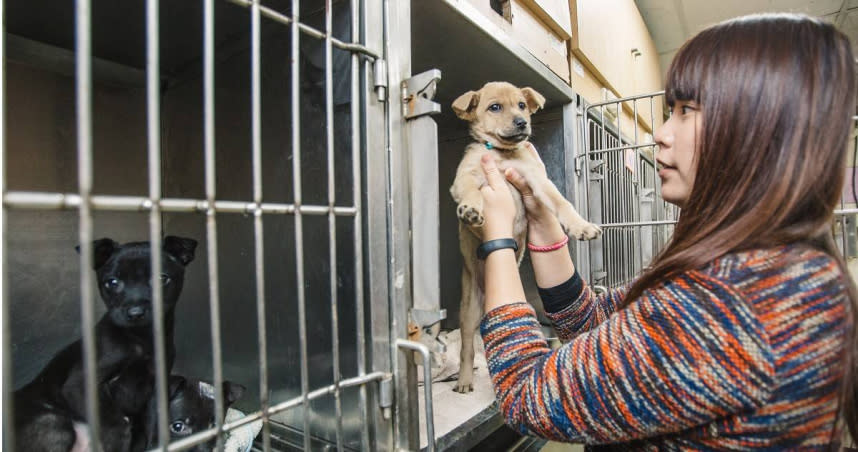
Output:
[144, 375, 246, 451]
[13, 236, 197, 452]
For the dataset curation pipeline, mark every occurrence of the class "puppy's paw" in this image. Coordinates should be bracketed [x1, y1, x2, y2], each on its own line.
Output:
[566, 221, 602, 240]
[557, 205, 601, 240]
[453, 365, 476, 393]
[453, 379, 474, 393]
[457, 203, 484, 227]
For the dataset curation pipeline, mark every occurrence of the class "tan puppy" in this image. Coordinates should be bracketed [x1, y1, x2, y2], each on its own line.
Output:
[449, 82, 601, 393]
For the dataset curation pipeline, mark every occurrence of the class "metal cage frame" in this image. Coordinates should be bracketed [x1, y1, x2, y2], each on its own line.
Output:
[0, 1, 425, 451]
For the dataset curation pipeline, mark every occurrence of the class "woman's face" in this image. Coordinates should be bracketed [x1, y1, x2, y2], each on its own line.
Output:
[654, 100, 701, 207]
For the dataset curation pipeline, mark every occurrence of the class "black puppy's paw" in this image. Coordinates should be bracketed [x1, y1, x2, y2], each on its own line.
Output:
[457, 204, 484, 226]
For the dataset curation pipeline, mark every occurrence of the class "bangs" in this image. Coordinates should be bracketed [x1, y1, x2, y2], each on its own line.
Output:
[664, 29, 712, 107]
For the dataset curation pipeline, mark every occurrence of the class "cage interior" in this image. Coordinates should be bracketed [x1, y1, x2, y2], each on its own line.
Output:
[410, 1, 580, 448]
[6, 0, 369, 450]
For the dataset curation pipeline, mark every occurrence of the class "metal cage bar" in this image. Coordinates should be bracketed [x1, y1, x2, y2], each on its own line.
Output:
[250, 1, 273, 450]
[146, 0, 171, 447]
[225, 0, 379, 60]
[1, 2, 12, 449]
[350, 0, 371, 448]
[3, 192, 360, 215]
[203, 0, 228, 449]
[323, 2, 345, 450]
[289, 0, 311, 450]
[75, 0, 103, 449]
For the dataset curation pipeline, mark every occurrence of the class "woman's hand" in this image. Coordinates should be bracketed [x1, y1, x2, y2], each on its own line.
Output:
[479, 154, 517, 241]
[505, 144, 566, 246]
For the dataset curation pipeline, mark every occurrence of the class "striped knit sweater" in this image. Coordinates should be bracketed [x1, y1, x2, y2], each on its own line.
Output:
[479, 244, 852, 450]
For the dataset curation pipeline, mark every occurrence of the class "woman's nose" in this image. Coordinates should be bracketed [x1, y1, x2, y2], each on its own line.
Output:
[654, 123, 673, 148]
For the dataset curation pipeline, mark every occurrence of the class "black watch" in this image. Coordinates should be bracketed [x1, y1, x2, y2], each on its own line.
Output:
[476, 238, 518, 260]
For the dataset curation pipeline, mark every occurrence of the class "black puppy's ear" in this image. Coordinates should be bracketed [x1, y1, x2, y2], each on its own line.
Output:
[76, 238, 119, 270]
[168, 375, 187, 399]
[521, 87, 545, 114]
[163, 236, 198, 266]
[222, 381, 246, 406]
[452, 90, 480, 121]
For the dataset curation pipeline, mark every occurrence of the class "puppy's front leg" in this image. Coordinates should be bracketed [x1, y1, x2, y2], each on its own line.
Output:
[451, 161, 487, 228]
[533, 177, 601, 240]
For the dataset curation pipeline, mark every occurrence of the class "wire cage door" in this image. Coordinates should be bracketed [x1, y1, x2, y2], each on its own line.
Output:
[579, 91, 678, 289]
[2, 0, 398, 451]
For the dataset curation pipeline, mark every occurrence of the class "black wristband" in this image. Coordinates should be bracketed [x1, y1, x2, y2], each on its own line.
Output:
[477, 238, 518, 260]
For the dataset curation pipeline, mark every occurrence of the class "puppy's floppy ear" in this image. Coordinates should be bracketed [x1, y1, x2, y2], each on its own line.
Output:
[452, 90, 480, 121]
[521, 87, 545, 114]
[223, 381, 246, 406]
[168, 375, 187, 399]
[76, 238, 119, 270]
[163, 236, 198, 266]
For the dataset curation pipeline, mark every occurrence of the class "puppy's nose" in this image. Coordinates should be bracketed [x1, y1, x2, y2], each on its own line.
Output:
[513, 117, 528, 129]
[126, 306, 146, 320]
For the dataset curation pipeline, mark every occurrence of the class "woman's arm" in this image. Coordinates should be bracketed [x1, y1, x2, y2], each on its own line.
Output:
[539, 272, 630, 341]
[480, 271, 775, 443]
[478, 153, 528, 311]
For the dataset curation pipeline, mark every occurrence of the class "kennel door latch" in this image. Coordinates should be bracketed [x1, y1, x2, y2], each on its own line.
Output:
[402, 69, 442, 119]
[410, 308, 446, 331]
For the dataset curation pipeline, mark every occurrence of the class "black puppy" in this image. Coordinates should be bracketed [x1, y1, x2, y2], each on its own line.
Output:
[144, 376, 246, 451]
[13, 236, 197, 452]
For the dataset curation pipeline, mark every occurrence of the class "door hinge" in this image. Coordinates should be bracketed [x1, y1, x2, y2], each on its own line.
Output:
[374, 58, 388, 102]
[378, 374, 393, 420]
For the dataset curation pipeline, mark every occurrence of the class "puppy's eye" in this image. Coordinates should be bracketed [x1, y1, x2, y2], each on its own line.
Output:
[518, 102, 526, 110]
[488, 103, 502, 112]
[170, 420, 189, 435]
[104, 278, 122, 291]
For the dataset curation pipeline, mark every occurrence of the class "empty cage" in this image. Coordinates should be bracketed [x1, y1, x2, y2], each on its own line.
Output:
[580, 91, 677, 289]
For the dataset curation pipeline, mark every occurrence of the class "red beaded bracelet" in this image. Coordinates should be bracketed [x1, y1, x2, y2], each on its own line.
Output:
[527, 235, 569, 252]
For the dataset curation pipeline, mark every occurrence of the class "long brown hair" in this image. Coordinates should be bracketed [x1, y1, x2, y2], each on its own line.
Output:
[623, 13, 858, 441]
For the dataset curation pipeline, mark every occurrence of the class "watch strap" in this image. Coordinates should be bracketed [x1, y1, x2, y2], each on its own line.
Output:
[476, 238, 518, 260]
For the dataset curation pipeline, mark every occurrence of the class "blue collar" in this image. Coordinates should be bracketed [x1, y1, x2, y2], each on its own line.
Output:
[484, 141, 493, 150]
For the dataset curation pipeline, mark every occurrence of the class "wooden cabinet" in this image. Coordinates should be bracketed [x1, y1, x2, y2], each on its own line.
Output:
[571, 0, 664, 127]
[466, 0, 573, 83]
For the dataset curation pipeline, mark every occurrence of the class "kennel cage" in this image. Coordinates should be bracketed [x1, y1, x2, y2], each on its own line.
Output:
[578, 91, 677, 289]
[1, 0, 414, 450]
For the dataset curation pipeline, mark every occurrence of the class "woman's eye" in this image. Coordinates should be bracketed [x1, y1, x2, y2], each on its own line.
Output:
[170, 421, 189, 435]
[518, 102, 526, 110]
[680, 105, 693, 114]
[160, 274, 171, 285]
[488, 103, 502, 112]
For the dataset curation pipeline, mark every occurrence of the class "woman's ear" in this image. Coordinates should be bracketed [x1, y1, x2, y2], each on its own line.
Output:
[521, 87, 545, 114]
[452, 90, 480, 121]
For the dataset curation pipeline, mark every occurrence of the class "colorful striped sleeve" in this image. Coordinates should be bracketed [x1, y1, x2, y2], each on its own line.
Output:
[479, 270, 776, 443]
[543, 278, 629, 342]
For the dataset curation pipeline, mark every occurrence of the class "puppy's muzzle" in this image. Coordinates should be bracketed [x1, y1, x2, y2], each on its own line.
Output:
[513, 117, 528, 130]
[125, 305, 148, 322]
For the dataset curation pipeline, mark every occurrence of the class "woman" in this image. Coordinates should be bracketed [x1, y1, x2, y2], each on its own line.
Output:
[476, 13, 858, 449]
